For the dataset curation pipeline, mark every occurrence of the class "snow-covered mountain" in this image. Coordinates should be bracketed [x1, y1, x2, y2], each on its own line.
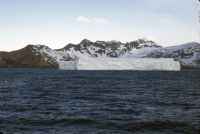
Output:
[0, 39, 199, 69]
[58, 39, 161, 58]
[146, 42, 200, 69]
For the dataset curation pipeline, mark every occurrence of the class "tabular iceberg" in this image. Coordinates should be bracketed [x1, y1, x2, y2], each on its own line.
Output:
[59, 58, 181, 71]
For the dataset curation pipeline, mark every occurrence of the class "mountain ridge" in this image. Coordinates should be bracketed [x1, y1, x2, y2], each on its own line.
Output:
[0, 39, 199, 69]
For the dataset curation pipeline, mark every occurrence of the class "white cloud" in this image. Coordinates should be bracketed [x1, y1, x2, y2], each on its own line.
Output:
[93, 17, 109, 24]
[76, 16, 92, 23]
[76, 16, 110, 24]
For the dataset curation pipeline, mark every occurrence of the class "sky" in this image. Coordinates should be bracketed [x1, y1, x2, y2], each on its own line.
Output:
[0, 0, 199, 51]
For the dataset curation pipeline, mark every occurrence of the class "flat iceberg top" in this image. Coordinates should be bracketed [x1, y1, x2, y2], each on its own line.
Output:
[76, 58, 181, 71]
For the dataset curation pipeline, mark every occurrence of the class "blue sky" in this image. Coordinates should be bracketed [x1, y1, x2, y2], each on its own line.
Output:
[0, 0, 199, 51]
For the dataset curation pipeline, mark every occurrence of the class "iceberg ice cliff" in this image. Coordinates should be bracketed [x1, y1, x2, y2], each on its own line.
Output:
[77, 57, 181, 71]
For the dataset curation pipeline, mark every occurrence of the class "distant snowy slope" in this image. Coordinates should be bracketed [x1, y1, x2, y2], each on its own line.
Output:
[146, 42, 200, 69]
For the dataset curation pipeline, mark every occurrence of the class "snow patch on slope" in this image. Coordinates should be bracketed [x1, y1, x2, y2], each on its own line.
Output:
[121, 47, 160, 58]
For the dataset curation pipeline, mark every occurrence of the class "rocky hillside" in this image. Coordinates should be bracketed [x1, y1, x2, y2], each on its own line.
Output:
[0, 45, 58, 68]
[0, 39, 200, 69]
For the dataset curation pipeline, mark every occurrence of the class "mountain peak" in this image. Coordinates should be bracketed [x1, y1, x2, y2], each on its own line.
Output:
[80, 39, 92, 44]
[26, 44, 50, 49]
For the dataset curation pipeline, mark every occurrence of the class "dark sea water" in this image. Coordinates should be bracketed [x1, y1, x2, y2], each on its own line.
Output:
[0, 69, 200, 134]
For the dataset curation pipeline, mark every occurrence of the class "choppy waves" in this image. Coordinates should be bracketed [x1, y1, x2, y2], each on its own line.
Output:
[0, 69, 200, 134]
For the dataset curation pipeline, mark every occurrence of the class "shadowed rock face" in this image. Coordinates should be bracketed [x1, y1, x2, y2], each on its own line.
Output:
[0, 45, 58, 68]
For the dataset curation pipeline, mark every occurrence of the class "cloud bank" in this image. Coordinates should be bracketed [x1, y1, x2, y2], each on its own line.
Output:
[76, 16, 110, 24]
